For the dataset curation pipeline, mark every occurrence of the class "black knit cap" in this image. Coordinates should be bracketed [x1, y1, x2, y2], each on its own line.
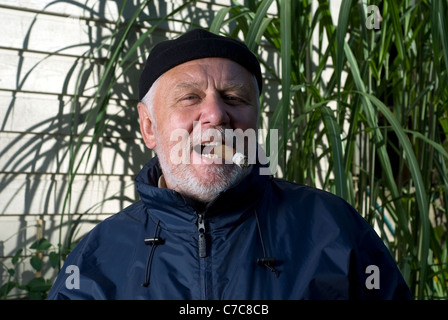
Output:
[138, 29, 262, 100]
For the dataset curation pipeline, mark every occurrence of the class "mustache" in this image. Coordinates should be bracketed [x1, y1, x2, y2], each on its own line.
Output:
[166, 124, 254, 154]
[191, 126, 226, 147]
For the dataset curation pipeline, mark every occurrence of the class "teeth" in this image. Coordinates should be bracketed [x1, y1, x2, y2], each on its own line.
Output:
[193, 142, 221, 158]
[200, 142, 220, 158]
[202, 154, 219, 159]
[202, 153, 218, 158]
[201, 141, 220, 146]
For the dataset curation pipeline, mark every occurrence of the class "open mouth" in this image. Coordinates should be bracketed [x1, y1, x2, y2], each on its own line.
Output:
[192, 141, 249, 168]
[193, 141, 220, 159]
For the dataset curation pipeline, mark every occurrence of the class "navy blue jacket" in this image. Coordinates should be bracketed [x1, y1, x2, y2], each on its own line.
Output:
[48, 157, 411, 299]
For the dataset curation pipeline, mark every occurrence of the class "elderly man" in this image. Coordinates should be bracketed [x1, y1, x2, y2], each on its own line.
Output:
[48, 29, 411, 300]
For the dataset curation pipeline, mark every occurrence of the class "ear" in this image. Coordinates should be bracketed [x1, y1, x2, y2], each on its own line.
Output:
[137, 102, 156, 149]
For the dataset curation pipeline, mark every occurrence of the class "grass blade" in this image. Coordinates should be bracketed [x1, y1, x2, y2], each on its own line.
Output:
[335, 0, 352, 96]
[210, 7, 232, 34]
[321, 106, 348, 200]
[356, 91, 430, 299]
[279, 0, 291, 169]
[245, 0, 274, 52]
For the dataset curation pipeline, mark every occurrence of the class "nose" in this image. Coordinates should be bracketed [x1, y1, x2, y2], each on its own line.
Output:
[198, 93, 230, 128]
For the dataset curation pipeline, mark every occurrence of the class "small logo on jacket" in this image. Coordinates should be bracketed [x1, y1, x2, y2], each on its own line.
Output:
[65, 265, 80, 290]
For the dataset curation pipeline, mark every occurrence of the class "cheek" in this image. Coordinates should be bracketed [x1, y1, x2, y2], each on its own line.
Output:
[230, 110, 258, 131]
[170, 113, 196, 133]
[156, 113, 195, 144]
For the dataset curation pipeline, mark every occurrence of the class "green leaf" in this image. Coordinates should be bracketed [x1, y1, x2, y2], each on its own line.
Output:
[30, 238, 52, 251]
[27, 277, 52, 292]
[343, 40, 413, 240]
[403, 129, 448, 160]
[30, 256, 42, 272]
[280, 0, 291, 169]
[355, 91, 430, 300]
[335, 0, 352, 93]
[49, 251, 60, 269]
[210, 7, 231, 34]
[0, 281, 17, 298]
[321, 106, 348, 201]
[26, 277, 52, 299]
[7, 268, 14, 277]
[12, 248, 23, 265]
[389, 0, 408, 69]
[245, 0, 274, 53]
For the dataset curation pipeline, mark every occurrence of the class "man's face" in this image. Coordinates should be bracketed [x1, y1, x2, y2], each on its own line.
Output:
[138, 57, 259, 202]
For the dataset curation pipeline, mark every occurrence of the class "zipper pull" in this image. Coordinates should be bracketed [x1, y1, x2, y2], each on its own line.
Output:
[197, 214, 206, 258]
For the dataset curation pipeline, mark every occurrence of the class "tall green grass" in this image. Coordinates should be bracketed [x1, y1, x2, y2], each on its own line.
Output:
[212, 0, 447, 299]
[61, 0, 447, 299]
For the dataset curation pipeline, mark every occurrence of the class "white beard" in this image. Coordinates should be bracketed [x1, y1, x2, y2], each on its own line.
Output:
[155, 133, 249, 203]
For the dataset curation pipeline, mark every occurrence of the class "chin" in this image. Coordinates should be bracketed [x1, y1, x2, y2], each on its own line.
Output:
[166, 163, 246, 203]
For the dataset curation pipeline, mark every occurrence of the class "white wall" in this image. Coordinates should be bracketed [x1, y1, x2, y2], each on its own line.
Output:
[0, 0, 283, 293]
[0, 0, 202, 288]
[1, 0, 343, 294]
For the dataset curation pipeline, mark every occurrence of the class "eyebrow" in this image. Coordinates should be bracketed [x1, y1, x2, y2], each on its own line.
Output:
[221, 81, 247, 93]
[173, 81, 203, 91]
[172, 80, 249, 94]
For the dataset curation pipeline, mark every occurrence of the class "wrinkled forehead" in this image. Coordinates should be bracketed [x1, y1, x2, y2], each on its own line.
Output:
[159, 58, 258, 93]
[138, 29, 262, 100]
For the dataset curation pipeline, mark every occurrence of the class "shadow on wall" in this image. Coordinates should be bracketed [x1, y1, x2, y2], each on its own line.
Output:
[0, 0, 211, 299]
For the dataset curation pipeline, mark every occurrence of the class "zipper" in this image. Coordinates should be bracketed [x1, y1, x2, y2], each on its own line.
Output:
[197, 213, 207, 299]
[197, 213, 207, 258]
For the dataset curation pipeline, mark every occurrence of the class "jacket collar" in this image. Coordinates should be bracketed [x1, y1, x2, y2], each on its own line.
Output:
[135, 156, 270, 232]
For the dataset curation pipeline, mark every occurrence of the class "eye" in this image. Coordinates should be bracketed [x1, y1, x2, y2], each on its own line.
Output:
[184, 95, 198, 101]
[178, 94, 201, 105]
[223, 95, 243, 104]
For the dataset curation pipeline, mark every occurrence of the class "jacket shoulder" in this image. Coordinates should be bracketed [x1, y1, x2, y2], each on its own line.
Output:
[269, 178, 357, 215]
[267, 178, 411, 299]
[267, 177, 373, 243]
[72, 200, 148, 253]
[47, 200, 148, 300]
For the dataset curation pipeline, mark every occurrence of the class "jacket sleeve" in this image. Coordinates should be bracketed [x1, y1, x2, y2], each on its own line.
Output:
[47, 231, 110, 300]
[348, 216, 412, 300]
